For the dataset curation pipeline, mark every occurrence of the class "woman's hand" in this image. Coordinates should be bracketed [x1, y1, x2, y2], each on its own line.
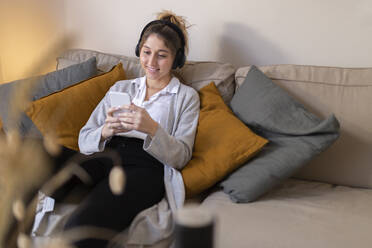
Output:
[101, 107, 130, 141]
[118, 104, 159, 138]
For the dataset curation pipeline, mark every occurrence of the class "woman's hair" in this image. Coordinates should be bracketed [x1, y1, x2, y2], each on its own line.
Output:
[138, 10, 189, 56]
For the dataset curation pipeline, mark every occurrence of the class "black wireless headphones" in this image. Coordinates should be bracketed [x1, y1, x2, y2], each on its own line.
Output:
[135, 20, 186, 69]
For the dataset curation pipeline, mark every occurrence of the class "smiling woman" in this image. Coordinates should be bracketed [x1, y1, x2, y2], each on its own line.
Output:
[55, 10, 200, 248]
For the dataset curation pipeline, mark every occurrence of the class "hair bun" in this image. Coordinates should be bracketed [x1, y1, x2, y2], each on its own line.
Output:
[157, 10, 189, 53]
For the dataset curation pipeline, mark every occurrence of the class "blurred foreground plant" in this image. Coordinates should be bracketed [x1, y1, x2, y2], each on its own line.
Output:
[0, 35, 126, 248]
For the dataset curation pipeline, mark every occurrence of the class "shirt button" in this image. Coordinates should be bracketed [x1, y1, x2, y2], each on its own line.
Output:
[120, 143, 126, 149]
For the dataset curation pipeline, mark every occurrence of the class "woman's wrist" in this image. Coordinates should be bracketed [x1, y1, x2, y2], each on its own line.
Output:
[100, 125, 110, 141]
[149, 121, 159, 138]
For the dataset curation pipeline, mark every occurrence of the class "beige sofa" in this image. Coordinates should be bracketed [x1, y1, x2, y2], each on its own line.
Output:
[35, 49, 372, 248]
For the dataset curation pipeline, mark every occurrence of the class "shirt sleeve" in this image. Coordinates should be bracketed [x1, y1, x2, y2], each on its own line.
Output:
[143, 88, 200, 170]
[78, 91, 111, 155]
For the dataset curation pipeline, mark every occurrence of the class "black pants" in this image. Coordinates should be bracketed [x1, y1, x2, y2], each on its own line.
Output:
[59, 136, 165, 248]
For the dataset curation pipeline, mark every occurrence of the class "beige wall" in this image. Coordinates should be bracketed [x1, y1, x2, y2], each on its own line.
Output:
[64, 0, 372, 67]
[1, 0, 371, 84]
[0, 0, 65, 83]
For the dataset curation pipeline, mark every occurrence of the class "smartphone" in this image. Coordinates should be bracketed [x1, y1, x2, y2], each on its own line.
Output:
[109, 92, 131, 116]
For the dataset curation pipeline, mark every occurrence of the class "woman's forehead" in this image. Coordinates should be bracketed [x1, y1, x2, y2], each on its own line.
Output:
[143, 34, 171, 52]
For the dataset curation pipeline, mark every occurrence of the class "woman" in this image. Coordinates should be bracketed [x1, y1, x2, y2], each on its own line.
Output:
[63, 11, 200, 248]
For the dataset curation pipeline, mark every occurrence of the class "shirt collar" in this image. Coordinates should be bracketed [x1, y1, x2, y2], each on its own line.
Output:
[132, 76, 180, 94]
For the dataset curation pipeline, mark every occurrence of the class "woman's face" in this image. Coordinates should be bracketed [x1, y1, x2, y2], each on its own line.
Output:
[140, 34, 175, 84]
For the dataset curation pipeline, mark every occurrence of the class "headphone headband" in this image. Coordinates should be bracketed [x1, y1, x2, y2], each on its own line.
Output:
[135, 19, 186, 69]
[138, 20, 186, 50]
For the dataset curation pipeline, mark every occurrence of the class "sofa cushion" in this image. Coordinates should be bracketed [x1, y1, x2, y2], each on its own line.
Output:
[57, 49, 236, 103]
[220, 65, 339, 203]
[235, 65, 372, 189]
[181, 82, 268, 198]
[202, 179, 372, 248]
[0, 57, 97, 137]
[25, 63, 126, 151]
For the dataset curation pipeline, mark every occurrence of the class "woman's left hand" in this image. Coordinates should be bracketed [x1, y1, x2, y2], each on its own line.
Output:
[117, 103, 159, 137]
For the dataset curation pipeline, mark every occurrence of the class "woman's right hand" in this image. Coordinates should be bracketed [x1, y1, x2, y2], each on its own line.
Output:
[101, 107, 129, 141]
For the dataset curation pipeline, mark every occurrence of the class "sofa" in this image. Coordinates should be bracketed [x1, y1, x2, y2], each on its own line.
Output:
[2, 48, 371, 248]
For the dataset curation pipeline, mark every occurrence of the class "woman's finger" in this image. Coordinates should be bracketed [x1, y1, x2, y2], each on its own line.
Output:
[120, 122, 136, 131]
[118, 116, 137, 125]
[107, 107, 120, 117]
[122, 103, 141, 113]
[106, 122, 121, 130]
[105, 116, 120, 124]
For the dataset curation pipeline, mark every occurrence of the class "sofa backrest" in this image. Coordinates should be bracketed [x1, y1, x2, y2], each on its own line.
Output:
[57, 49, 236, 103]
[236, 65, 372, 189]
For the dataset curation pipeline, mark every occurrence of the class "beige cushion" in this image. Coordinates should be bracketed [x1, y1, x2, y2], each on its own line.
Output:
[202, 179, 372, 248]
[235, 65, 372, 188]
[57, 49, 236, 103]
[57, 49, 142, 79]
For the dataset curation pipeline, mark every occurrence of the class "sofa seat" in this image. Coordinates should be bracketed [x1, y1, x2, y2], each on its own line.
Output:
[201, 179, 372, 248]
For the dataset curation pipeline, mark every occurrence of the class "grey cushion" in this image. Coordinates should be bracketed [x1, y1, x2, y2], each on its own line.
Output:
[220, 65, 340, 203]
[0, 57, 97, 136]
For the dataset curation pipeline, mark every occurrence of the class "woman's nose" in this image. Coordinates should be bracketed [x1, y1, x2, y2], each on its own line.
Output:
[148, 54, 157, 66]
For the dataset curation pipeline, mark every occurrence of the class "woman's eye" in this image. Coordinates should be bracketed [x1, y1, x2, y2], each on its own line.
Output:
[143, 50, 151, 55]
[158, 54, 167, 58]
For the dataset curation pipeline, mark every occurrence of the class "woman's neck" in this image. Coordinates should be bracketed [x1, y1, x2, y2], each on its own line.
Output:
[146, 74, 172, 90]
[145, 75, 172, 100]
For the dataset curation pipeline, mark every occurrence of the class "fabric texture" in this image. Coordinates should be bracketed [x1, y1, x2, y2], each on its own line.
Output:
[203, 179, 372, 248]
[26, 63, 125, 151]
[181, 82, 268, 198]
[64, 137, 165, 248]
[77, 76, 200, 246]
[57, 48, 236, 103]
[220, 65, 340, 203]
[236, 64, 372, 189]
[115, 76, 181, 140]
[78, 76, 200, 172]
[0, 57, 97, 137]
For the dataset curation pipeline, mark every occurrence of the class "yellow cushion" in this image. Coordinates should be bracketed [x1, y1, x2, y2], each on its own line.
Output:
[26, 63, 126, 151]
[181, 82, 268, 198]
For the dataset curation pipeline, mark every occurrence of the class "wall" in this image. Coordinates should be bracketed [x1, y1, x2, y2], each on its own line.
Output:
[1, 0, 371, 84]
[0, 0, 65, 83]
[64, 0, 372, 67]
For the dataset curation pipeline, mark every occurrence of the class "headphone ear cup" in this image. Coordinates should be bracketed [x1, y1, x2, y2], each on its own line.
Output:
[172, 49, 186, 69]
[178, 53, 186, 68]
[135, 43, 140, 57]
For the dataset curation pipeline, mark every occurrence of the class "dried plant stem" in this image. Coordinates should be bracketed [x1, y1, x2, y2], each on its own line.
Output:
[1, 35, 75, 248]
[5, 149, 123, 248]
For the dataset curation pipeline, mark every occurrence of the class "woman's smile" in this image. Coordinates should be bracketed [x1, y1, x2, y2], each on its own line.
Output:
[146, 66, 159, 73]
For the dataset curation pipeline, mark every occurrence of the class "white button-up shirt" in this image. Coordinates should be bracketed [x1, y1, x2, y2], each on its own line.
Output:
[120, 76, 180, 140]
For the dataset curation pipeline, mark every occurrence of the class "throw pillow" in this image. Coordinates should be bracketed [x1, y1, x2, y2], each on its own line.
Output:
[25, 63, 126, 151]
[0, 57, 97, 137]
[181, 82, 268, 198]
[220, 65, 340, 203]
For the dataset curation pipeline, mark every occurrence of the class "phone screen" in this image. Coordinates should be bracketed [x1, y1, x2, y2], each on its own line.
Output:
[109, 92, 131, 107]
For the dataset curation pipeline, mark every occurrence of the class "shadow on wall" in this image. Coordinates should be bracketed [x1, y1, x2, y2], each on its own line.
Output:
[218, 22, 287, 67]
